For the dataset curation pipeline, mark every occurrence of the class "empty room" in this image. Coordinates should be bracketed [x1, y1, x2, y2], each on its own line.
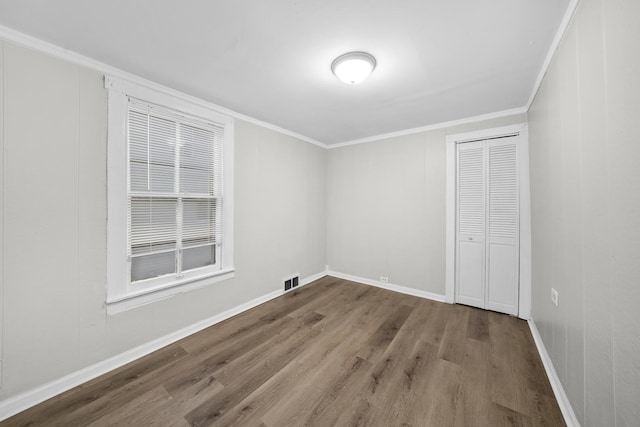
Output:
[0, 0, 638, 426]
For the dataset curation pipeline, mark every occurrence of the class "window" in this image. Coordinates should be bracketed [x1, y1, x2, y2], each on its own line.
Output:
[106, 76, 234, 314]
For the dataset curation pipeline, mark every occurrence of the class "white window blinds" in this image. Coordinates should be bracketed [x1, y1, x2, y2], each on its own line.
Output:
[127, 98, 224, 283]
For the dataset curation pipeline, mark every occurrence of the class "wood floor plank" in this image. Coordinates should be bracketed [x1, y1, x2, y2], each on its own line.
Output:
[363, 339, 441, 427]
[418, 304, 451, 346]
[179, 276, 338, 356]
[161, 376, 226, 422]
[210, 334, 357, 426]
[331, 396, 373, 427]
[356, 304, 414, 362]
[86, 385, 173, 427]
[298, 357, 374, 427]
[421, 358, 463, 425]
[184, 316, 324, 426]
[261, 355, 372, 427]
[3, 343, 189, 427]
[489, 311, 538, 417]
[166, 314, 298, 394]
[467, 307, 490, 343]
[210, 312, 324, 387]
[489, 402, 534, 427]
[211, 286, 390, 426]
[1, 277, 566, 427]
[526, 389, 566, 427]
[453, 338, 493, 427]
[285, 276, 355, 320]
[437, 305, 470, 365]
[57, 345, 191, 426]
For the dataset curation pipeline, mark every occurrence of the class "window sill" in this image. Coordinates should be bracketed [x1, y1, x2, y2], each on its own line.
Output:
[106, 268, 235, 315]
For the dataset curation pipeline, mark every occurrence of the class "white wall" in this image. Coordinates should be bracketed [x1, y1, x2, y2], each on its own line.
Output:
[0, 40, 326, 401]
[528, 0, 640, 425]
[326, 114, 526, 296]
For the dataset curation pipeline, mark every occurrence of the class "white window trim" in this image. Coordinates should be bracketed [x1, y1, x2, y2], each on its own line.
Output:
[105, 75, 234, 315]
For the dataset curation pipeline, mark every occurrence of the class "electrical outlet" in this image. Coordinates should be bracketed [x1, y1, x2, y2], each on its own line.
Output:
[551, 288, 559, 306]
[380, 276, 389, 284]
[284, 279, 292, 291]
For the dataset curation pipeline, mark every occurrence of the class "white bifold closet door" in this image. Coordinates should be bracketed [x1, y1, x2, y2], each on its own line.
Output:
[456, 136, 519, 316]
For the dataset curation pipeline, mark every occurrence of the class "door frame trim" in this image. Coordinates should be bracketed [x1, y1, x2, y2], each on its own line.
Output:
[445, 123, 531, 319]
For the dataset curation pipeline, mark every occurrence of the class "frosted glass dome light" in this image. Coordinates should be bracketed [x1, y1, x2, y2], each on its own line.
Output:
[331, 52, 376, 84]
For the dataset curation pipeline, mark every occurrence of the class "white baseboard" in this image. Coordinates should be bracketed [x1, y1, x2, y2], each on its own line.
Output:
[327, 270, 446, 303]
[0, 270, 327, 422]
[300, 270, 328, 287]
[528, 319, 580, 427]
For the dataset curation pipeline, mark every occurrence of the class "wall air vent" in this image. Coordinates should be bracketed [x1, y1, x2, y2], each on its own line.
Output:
[284, 274, 300, 291]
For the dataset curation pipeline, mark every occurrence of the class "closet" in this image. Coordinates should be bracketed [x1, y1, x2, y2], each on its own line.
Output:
[456, 135, 519, 315]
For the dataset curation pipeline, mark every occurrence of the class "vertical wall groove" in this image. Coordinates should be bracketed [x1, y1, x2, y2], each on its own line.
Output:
[0, 40, 5, 390]
[75, 67, 81, 371]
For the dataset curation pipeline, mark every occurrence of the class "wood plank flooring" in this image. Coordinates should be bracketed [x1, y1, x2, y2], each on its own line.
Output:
[1, 277, 565, 426]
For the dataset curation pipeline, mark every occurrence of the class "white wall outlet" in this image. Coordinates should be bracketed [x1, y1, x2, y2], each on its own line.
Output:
[380, 276, 389, 284]
[551, 288, 559, 306]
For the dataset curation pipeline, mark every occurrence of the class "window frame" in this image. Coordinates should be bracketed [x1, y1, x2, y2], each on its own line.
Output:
[106, 76, 234, 314]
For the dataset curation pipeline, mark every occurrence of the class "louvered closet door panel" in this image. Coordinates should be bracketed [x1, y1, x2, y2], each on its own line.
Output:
[486, 137, 519, 315]
[456, 140, 486, 309]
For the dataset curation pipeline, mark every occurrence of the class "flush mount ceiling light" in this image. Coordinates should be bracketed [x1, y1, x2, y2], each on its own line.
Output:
[331, 51, 376, 84]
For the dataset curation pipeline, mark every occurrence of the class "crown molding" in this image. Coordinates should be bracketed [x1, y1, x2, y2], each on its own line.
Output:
[526, 0, 582, 109]
[0, 24, 326, 149]
[327, 107, 527, 149]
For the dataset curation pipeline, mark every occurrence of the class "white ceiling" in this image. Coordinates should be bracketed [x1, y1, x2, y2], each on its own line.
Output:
[0, 0, 570, 145]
